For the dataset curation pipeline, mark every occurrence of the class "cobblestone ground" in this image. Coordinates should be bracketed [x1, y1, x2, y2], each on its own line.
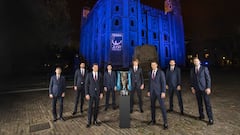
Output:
[0, 70, 240, 135]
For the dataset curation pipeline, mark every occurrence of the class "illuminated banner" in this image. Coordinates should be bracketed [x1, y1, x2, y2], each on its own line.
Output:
[111, 33, 123, 51]
[164, 0, 173, 14]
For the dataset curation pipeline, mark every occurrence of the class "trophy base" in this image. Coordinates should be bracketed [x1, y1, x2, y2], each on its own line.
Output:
[119, 95, 130, 128]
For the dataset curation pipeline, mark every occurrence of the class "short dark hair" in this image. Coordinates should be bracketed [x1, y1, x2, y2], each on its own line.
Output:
[92, 63, 98, 67]
[56, 66, 62, 70]
[193, 57, 200, 61]
[107, 63, 112, 66]
[132, 58, 139, 62]
[151, 61, 158, 64]
[80, 61, 85, 64]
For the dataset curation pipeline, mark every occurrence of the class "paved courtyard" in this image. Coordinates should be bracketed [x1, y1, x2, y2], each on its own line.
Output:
[0, 69, 240, 135]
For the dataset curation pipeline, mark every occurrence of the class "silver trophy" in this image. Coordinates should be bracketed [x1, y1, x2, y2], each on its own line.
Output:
[117, 71, 131, 96]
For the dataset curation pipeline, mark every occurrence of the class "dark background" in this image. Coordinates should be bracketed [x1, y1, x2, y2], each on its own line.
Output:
[1, 0, 240, 80]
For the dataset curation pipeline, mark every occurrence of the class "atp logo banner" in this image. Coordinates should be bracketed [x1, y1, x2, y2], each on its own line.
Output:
[111, 33, 123, 51]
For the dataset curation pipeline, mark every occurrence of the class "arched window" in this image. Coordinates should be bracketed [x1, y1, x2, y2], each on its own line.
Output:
[141, 30, 144, 37]
[115, 6, 119, 11]
[153, 32, 157, 39]
[130, 20, 134, 26]
[131, 40, 134, 46]
[165, 47, 169, 57]
[115, 19, 119, 26]
[131, 7, 134, 13]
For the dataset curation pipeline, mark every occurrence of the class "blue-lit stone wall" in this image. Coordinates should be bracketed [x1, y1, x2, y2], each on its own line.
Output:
[80, 0, 185, 68]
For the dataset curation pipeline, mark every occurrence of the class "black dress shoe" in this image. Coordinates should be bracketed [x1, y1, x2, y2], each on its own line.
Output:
[59, 117, 65, 121]
[208, 120, 214, 125]
[163, 123, 168, 130]
[180, 111, 184, 115]
[167, 109, 173, 112]
[140, 109, 144, 113]
[112, 106, 116, 110]
[199, 116, 205, 120]
[94, 121, 101, 126]
[147, 120, 156, 125]
[80, 110, 83, 113]
[53, 118, 57, 122]
[104, 108, 108, 111]
[72, 112, 77, 115]
[86, 124, 91, 128]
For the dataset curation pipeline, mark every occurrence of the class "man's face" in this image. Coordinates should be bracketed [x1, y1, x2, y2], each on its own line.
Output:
[92, 65, 98, 72]
[107, 65, 112, 71]
[55, 68, 62, 75]
[80, 63, 85, 68]
[133, 61, 138, 66]
[151, 62, 158, 70]
[193, 58, 200, 66]
[169, 60, 175, 66]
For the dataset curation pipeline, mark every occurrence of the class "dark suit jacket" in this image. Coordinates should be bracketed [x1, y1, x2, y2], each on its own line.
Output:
[49, 75, 66, 97]
[148, 69, 166, 95]
[130, 67, 144, 88]
[74, 68, 88, 87]
[166, 66, 181, 88]
[103, 71, 116, 89]
[85, 72, 103, 97]
[190, 66, 211, 91]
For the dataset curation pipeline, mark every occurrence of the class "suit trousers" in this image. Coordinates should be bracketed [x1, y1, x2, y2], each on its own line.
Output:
[130, 85, 143, 111]
[105, 88, 116, 108]
[195, 90, 213, 120]
[87, 94, 100, 124]
[73, 86, 85, 112]
[168, 86, 183, 111]
[150, 91, 167, 124]
[52, 96, 64, 119]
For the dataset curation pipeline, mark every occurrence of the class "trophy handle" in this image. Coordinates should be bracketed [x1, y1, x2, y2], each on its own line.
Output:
[116, 71, 121, 91]
[127, 71, 132, 91]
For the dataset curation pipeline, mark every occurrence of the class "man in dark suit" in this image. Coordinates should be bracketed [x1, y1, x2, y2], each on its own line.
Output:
[85, 63, 103, 128]
[49, 67, 66, 122]
[72, 62, 88, 115]
[190, 57, 214, 125]
[147, 61, 168, 129]
[104, 64, 117, 111]
[129, 58, 144, 113]
[166, 59, 184, 115]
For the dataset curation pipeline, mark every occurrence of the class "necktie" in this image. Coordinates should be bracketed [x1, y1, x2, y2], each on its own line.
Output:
[109, 71, 111, 76]
[94, 73, 97, 80]
[195, 67, 199, 74]
[134, 67, 137, 72]
[81, 69, 84, 76]
[152, 70, 155, 79]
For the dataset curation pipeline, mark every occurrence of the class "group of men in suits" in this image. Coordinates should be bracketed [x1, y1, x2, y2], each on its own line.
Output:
[48, 57, 214, 129]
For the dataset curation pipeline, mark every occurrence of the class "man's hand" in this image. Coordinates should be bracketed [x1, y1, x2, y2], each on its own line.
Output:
[100, 93, 103, 99]
[191, 87, 195, 94]
[104, 87, 107, 92]
[74, 86, 77, 91]
[49, 94, 53, 98]
[114, 86, 117, 91]
[85, 94, 90, 100]
[161, 93, 166, 98]
[177, 85, 181, 91]
[61, 92, 65, 97]
[205, 88, 211, 95]
[147, 92, 150, 97]
[140, 84, 144, 90]
[166, 85, 169, 90]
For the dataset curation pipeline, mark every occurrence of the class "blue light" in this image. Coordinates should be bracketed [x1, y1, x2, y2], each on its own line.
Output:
[80, 0, 185, 68]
